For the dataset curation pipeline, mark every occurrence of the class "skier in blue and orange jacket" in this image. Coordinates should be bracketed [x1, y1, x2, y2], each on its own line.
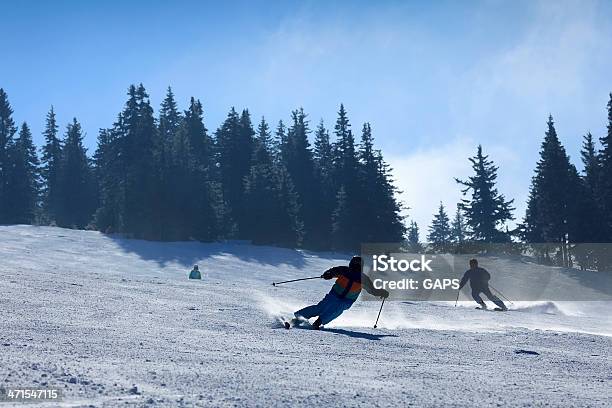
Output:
[291, 256, 388, 329]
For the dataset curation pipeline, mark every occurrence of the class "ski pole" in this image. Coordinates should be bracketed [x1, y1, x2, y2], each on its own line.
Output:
[272, 276, 321, 286]
[454, 290, 460, 307]
[373, 297, 386, 329]
[490, 285, 514, 305]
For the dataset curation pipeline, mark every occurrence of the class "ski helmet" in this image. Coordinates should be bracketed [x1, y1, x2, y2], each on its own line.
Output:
[349, 256, 362, 271]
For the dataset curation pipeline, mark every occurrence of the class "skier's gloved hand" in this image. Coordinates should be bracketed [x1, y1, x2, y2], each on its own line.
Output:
[375, 288, 389, 299]
[322, 270, 335, 280]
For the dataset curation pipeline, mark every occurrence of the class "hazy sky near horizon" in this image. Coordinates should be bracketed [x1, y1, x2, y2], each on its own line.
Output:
[1, 0, 611, 234]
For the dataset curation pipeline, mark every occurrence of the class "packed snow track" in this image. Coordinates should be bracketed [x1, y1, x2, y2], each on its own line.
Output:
[0, 226, 610, 407]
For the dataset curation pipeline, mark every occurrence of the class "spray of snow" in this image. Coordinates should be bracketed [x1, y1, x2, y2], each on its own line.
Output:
[255, 291, 304, 318]
[511, 301, 565, 315]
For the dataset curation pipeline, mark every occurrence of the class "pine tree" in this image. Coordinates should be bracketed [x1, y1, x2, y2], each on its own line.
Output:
[244, 117, 301, 246]
[407, 221, 422, 252]
[314, 119, 334, 178]
[599, 93, 612, 241]
[581, 132, 599, 193]
[282, 108, 321, 248]
[583, 94, 612, 269]
[332, 186, 354, 249]
[172, 97, 218, 241]
[122, 84, 159, 238]
[358, 123, 377, 241]
[331, 105, 362, 250]
[93, 126, 123, 232]
[311, 119, 335, 249]
[270, 118, 306, 246]
[451, 204, 467, 246]
[578, 132, 604, 243]
[96, 84, 160, 238]
[358, 123, 405, 243]
[272, 120, 287, 164]
[40, 106, 62, 223]
[0, 88, 17, 223]
[158, 87, 182, 143]
[521, 116, 582, 266]
[333, 104, 359, 188]
[456, 145, 514, 243]
[276, 165, 303, 247]
[243, 118, 277, 243]
[158, 91, 216, 241]
[371, 151, 406, 243]
[5, 122, 39, 224]
[237, 110, 255, 178]
[215, 107, 254, 236]
[427, 202, 451, 252]
[522, 183, 543, 245]
[188, 99, 213, 164]
[570, 136, 601, 270]
[156, 87, 182, 239]
[56, 118, 96, 228]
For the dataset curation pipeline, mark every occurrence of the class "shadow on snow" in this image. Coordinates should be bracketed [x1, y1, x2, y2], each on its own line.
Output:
[105, 233, 348, 269]
[322, 327, 398, 341]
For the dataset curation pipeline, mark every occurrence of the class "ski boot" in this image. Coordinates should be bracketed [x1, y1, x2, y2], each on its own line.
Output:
[286, 315, 309, 328]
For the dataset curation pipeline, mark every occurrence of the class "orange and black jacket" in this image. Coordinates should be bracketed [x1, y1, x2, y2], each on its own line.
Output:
[323, 266, 378, 302]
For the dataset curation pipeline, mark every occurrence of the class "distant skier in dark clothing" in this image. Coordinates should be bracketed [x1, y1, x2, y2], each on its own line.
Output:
[290, 256, 389, 329]
[189, 265, 201, 280]
[459, 259, 507, 310]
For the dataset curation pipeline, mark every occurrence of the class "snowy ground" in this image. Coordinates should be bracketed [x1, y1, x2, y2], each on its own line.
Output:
[0, 225, 610, 407]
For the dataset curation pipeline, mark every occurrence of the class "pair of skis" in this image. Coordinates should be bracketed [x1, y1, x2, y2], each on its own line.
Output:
[279, 316, 316, 330]
[476, 306, 508, 312]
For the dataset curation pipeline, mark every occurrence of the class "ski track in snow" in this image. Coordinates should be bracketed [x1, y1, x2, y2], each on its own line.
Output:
[0, 225, 611, 407]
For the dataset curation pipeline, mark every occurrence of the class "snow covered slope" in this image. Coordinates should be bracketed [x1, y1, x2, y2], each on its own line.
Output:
[1, 226, 610, 407]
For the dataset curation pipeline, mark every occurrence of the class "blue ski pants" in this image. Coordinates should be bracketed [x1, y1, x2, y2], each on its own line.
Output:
[295, 293, 355, 325]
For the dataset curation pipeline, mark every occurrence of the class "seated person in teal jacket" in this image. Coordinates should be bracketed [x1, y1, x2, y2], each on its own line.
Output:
[189, 265, 201, 280]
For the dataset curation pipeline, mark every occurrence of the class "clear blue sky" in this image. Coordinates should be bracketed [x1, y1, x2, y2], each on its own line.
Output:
[1, 0, 611, 232]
